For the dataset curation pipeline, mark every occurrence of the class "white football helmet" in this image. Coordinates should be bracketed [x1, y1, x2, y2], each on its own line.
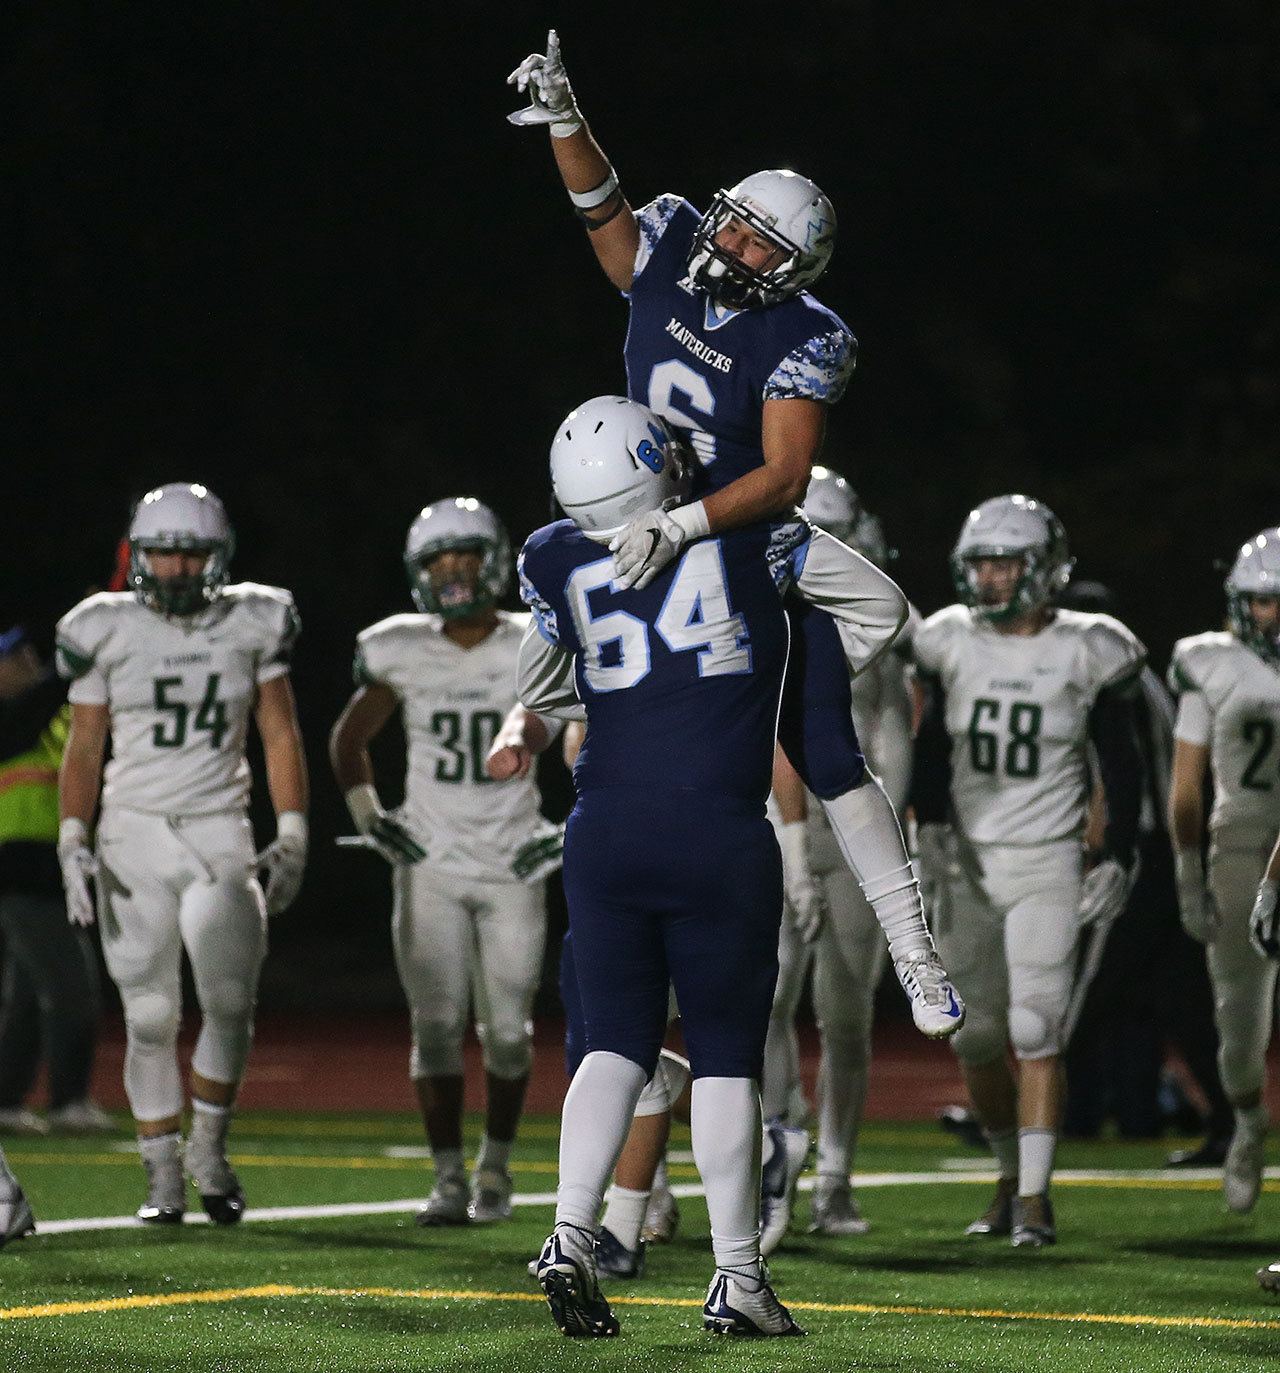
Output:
[128, 483, 234, 616]
[802, 466, 860, 544]
[951, 494, 1074, 621]
[1226, 527, 1280, 663]
[687, 170, 836, 310]
[549, 396, 692, 541]
[404, 498, 511, 619]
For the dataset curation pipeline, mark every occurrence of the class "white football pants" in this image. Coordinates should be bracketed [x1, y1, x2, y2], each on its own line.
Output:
[94, 807, 266, 1122]
[393, 863, 546, 1081]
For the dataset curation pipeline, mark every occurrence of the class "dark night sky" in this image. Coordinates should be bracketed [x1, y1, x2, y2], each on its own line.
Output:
[7, 2, 1278, 1001]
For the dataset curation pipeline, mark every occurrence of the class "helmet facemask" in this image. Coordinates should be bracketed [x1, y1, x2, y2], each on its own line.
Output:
[129, 534, 233, 617]
[1228, 591, 1280, 666]
[406, 534, 511, 620]
[687, 193, 808, 311]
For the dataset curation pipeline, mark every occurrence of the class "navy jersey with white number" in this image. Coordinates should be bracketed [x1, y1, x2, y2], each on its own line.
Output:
[623, 195, 858, 497]
[519, 518, 804, 802]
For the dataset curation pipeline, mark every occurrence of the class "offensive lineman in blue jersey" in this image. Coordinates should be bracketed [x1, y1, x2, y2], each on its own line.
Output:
[507, 32, 965, 1043]
[517, 397, 803, 1339]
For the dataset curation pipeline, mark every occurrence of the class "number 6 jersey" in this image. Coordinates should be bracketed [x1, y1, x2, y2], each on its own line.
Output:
[56, 583, 299, 815]
[912, 606, 1145, 845]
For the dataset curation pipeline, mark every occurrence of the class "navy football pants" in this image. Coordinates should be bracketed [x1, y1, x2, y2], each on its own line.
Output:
[561, 787, 783, 1082]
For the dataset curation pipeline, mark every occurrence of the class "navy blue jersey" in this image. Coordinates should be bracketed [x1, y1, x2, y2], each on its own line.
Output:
[623, 194, 858, 498]
[519, 518, 806, 802]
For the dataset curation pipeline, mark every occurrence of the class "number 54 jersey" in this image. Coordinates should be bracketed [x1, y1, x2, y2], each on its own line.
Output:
[55, 584, 299, 815]
[912, 606, 1145, 844]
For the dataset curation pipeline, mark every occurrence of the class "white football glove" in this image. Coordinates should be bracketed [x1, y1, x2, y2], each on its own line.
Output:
[913, 823, 955, 932]
[1250, 879, 1280, 960]
[254, 812, 307, 917]
[506, 29, 582, 137]
[344, 783, 427, 867]
[777, 819, 828, 944]
[512, 822, 565, 884]
[57, 818, 98, 928]
[1173, 849, 1218, 944]
[609, 502, 709, 591]
[1078, 856, 1131, 928]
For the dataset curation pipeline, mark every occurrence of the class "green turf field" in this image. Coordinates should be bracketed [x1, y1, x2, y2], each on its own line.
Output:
[2, 1113, 1277, 1371]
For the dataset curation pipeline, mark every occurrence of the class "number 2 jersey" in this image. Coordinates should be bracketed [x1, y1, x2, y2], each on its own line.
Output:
[354, 610, 553, 884]
[1169, 632, 1280, 845]
[56, 583, 298, 816]
[912, 605, 1145, 845]
[624, 194, 857, 497]
[517, 519, 795, 803]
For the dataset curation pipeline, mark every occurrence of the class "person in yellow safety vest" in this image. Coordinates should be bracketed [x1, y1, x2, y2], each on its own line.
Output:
[0, 625, 110, 1136]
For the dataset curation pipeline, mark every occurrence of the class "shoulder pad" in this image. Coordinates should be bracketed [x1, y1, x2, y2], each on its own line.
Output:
[354, 613, 432, 687]
[1168, 630, 1234, 696]
[1071, 611, 1146, 693]
[224, 582, 300, 664]
[911, 604, 968, 668]
[54, 592, 130, 679]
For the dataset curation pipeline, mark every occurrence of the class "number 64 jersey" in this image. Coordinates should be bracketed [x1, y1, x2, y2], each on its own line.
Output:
[56, 584, 298, 816]
[912, 606, 1145, 844]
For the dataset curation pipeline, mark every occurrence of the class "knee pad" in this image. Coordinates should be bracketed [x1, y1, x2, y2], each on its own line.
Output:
[951, 1007, 1006, 1067]
[410, 1014, 466, 1079]
[635, 1050, 691, 1118]
[122, 987, 180, 1050]
[1217, 1040, 1266, 1102]
[121, 988, 182, 1120]
[477, 1018, 534, 1081]
[1009, 1000, 1062, 1060]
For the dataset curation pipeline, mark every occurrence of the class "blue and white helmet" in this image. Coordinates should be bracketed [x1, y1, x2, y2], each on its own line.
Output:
[1226, 527, 1280, 663]
[951, 494, 1074, 621]
[128, 482, 235, 616]
[687, 169, 836, 310]
[549, 396, 691, 542]
[404, 498, 511, 619]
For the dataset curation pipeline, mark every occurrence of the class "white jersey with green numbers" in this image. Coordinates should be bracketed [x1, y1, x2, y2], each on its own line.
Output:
[1169, 631, 1280, 843]
[354, 610, 552, 884]
[912, 605, 1145, 845]
[55, 583, 299, 816]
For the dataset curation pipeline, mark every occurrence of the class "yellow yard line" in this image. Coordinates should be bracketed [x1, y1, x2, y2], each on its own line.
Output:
[2, 1283, 1277, 1333]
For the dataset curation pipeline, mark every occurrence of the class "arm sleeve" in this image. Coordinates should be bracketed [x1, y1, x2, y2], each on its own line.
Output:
[1173, 689, 1212, 746]
[516, 620, 585, 722]
[0, 673, 68, 761]
[1088, 683, 1145, 866]
[763, 327, 857, 403]
[909, 670, 952, 825]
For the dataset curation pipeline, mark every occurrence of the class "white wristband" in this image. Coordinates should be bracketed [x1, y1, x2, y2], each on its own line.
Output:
[344, 784, 382, 833]
[59, 817, 89, 850]
[568, 169, 618, 209]
[550, 114, 583, 139]
[669, 500, 710, 542]
[277, 811, 308, 844]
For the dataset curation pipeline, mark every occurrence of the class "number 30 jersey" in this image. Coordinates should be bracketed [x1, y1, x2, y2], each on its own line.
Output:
[56, 584, 299, 816]
[1169, 631, 1280, 844]
[912, 606, 1145, 845]
[354, 611, 549, 883]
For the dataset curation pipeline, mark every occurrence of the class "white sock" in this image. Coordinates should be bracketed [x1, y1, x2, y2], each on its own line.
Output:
[189, 1099, 230, 1152]
[476, 1135, 512, 1175]
[691, 1077, 763, 1277]
[601, 1185, 649, 1250]
[986, 1128, 1019, 1181]
[432, 1147, 465, 1183]
[1017, 1127, 1057, 1196]
[820, 774, 934, 960]
[1236, 1103, 1268, 1135]
[652, 1158, 669, 1193]
[138, 1130, 182, 1166]
[555, 1051, 648, 1231]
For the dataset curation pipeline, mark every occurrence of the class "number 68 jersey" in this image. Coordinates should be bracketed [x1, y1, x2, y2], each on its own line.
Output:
[55, 584, 299, 816]
[912, 605, 1145, 845]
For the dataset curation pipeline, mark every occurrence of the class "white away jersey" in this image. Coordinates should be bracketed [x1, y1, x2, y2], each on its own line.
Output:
[56, 583, 298, 815]
[1169, 632, 1280, 841]
[913, 606, 1145, 845]
[355, 611, 550, 883]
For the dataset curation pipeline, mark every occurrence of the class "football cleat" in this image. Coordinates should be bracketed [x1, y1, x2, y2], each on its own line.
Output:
[536, 1225, 620, 1338]
[1010, 1193, 1056, 1248]
[137, 1147, 186, 1225]
[1258, 1260, 1280, 1295]
[760, 1120, 810, 1257]
[0, 1107, 48, 1137]
[47, 1099, 116, 1135]
[641, 1180, 679, 1244]
[1165, 1135, 1229, 1168]
[0, 1170, 35, 1250]
[468, 1168, 514, 1224]
[1223, 1114, 1267, 1214]
[808, 1178, 870, 1236]
[703, 1270, 805, 1337]
[416, 1175, 471, 1227]
[595, 1225, 645, 1279]
[966, 1177, 1017, 1237]
[894, 949, 965, 1039]
[185, 1139, 245, 1226]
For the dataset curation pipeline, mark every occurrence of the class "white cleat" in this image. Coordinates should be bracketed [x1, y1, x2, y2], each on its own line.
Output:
[47, 1099, 116, 1135]
[416, 1175, 471, 1227]
[894, 949, 965, 1039]
[1258, 1260, 1280, 1295]
[468, 1168, 513, 1223]
[808, 1177, 870, 1236]
[703, 1270, 805, 1337]
[0, 1164, 35, 1250]
[0, 1108, 47, 1137]
[641, 1181, 679, 1244]
[137, 1147, 186, 1225]
[185, 1138, 245, 1226]
[760, 1121, 810, 1257]
[1224, 1115, 1267, 1214]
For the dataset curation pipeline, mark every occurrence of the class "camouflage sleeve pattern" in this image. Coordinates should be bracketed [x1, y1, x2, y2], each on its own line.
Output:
[631, 193, 685, 282]
[763, 327, 857, 403]
[517, 548, 560, 646]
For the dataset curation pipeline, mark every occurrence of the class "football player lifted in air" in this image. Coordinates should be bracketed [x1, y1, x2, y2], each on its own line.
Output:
[330, 499, 564, 1226]
[57, 483, 308, 1226]
[506, 30, 963, 1047]
[910, 495, 1145, 1248]
[761, 469, 916, 1242]
[518, 395, 804, 1338]
[1168, 527, 1280, 1217]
